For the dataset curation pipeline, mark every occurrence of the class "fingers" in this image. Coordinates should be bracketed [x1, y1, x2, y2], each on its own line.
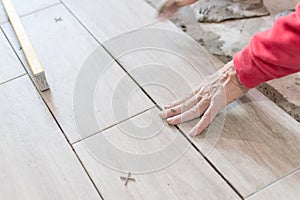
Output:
[159, 93, 202, 118]
[159, 60, 247, 137]
[166, 98, 210, 125]
[188, 95, 225, 136]
[164, 85, 202, 109]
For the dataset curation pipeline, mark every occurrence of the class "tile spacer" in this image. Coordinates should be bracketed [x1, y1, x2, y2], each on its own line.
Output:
[120, 172, 136, 186]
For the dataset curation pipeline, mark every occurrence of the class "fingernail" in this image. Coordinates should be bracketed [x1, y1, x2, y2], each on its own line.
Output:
[159, 111, 167, 118]
[188, 130, 196, 136]
[188, 128, 198, 136]
[166, 117, 176, 124]
[164, 104, 171, 109]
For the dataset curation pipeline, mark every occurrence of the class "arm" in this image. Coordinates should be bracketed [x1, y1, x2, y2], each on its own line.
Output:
[234, 3, 300, 88]
[160, 3, 300, 136]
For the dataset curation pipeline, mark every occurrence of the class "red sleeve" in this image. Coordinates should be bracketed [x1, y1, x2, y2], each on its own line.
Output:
[233, 3, 300, 88]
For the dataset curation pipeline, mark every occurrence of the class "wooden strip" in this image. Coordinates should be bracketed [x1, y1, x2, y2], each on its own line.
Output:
[74, 108, 240, 200]
[1, 4, 153, 143]
[0, 75, 100, 200]
[2, 0, 49, 91]
[103, 21, 300, 197]
[247, 169, 300, 200]
[0, 29, 25, 84]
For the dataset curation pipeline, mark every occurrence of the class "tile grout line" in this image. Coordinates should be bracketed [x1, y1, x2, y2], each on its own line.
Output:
[100, 20, 160, 44]
[175, 123, 244, 199]
[60, 1, 244, 198]
[70, 147, 105, 200]
[59, 1, 160, 107]
[0, 1, 61, 25]
[245, 166, 300, 199]
[57, 1, 163, 102]
[0, 26, 31, 78]
[0, 73, 27, 86]
[72, 105, 156, 145]
[0, 17, 104, 200]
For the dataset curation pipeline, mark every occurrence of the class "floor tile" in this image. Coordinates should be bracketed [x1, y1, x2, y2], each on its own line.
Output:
[0, 29, 25, 84]
[247, 169, 300, 200]
[103, 21, 222, 106]
[74, 108, 240, 200]
[0, 75, 100, 200]
[103, 20, 300, 197]
[1, 4, 153, 143]
[61, 0, 157, 43]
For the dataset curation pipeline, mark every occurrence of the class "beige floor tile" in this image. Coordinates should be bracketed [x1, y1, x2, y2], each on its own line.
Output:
[74, 108, 240, 200]
[0, 29, 25, 84]
[247, 169, 300, 200]
[0, 75, 100, 200]
[104, 21, 222, 106]
[61, 0, 157, 43]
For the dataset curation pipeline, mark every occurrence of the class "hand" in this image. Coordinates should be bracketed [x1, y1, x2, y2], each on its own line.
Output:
[159, 60, 249, 136]
[158, 0, 198, 20]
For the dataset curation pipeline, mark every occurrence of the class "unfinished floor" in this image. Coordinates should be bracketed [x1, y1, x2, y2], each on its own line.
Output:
[0, 0, 299, 199]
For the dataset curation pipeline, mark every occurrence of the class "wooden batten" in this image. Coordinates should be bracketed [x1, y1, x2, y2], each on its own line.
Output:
[2, 0, 49, 91]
